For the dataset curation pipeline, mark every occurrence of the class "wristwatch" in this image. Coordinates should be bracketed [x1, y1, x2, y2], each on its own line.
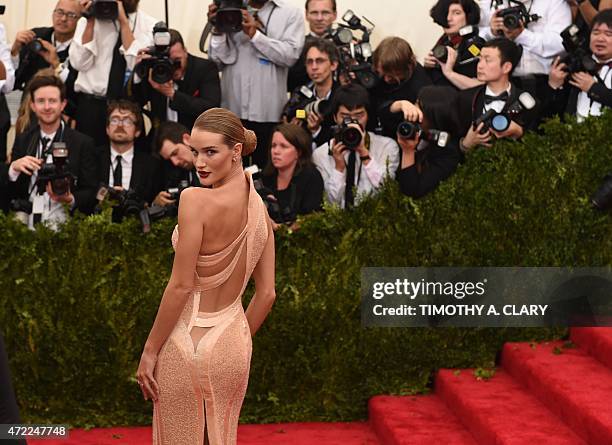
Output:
[360, 155, 371, 162]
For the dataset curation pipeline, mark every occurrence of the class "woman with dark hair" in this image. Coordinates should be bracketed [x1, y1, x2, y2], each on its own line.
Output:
[137, 108, 276, 445]
[425, 0, 484, 89]
[262, 123, 324, 230]
[370, 36, 432, 139]
[396, 86, 462, 199]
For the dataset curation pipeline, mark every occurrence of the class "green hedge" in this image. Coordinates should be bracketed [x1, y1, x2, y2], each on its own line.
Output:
[1, 113, 611, 427]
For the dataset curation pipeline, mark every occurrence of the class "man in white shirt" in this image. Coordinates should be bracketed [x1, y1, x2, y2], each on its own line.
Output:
[478, 0, 571, 102]
[547, 9, 612, 121]
[70, 0, 157, 146]
[11, 0, 81, 116]
[312, 84, 400, 209]
[208, 0, 304, 168]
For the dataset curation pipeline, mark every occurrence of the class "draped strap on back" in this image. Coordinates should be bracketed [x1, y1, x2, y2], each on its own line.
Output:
[194, 223, 248, 292]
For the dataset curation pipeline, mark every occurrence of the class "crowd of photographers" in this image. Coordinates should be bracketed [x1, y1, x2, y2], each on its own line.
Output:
[0, 0, 611, 233]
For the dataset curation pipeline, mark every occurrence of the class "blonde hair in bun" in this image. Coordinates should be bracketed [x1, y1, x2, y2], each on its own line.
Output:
[193, 108, 257, 157]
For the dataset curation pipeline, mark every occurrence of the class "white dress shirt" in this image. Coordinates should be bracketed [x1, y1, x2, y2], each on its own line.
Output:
[69, 11, 157, 96]
[478, 0, 571, 76]
[312, 132, 400, 209]
[576, 59, 612, 122]
[209, 0, 305, 122]
[483, 84, 513, 113]
[109, 146, 134, 189]
[11, 34, 72, 83]
[0, 24, 15, 93]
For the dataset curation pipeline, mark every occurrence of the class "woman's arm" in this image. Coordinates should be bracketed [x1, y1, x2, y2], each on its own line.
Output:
[137, 188, 205, 400]
[245, 216, 276, 336]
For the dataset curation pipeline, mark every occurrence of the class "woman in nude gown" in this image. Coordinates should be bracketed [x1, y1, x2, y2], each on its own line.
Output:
[136, 108, 276, 445]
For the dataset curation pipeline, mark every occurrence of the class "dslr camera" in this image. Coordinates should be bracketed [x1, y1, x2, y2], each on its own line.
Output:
[83, 0, 118, 21]
[432, 25, 485, 66]
[135, 22, 180, 84]
[332, 9, 378, 89]
[559, 24, 599, 75]
[247, 165, 297, 226]
[331, 117, 363, 150]
[282, 86, 332, 121]
[592, 173, 612, 211]
[36, 142, 74, 196]
[148, 179, 191, 219]
[473, 91, 536, 134]
[212, 0, 247, 34]
[492, 0, 540, 32]
[96, 185, 153, 232]
[397, 121, 449, 148]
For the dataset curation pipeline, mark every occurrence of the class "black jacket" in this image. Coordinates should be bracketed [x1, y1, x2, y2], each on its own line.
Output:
[457, 83, 540, 137]
[396, 139, 461, 199]
[95, 146, 162, 205]
[543, 77, 612, 120]
[128, 54, 220, 133]
[370, 63, 432, 138]
[425, 33, 480, 88]
[9, 124, 98, 214]
[0, 95, 9, 163]
[14, 27, 78, 116]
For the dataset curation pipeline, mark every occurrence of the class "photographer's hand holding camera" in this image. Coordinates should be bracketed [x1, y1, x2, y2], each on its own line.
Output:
[546, 10, 612, 120]
[69, 0, 157, 146]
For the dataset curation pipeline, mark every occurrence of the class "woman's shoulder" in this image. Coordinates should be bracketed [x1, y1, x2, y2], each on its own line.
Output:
[294, 164, 323, 185]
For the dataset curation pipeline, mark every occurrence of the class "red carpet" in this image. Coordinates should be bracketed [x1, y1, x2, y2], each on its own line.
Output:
[29, 328, 612, 444]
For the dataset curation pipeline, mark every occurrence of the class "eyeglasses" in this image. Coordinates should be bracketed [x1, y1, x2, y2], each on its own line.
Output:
[306, 57, 331, 66]
[109, 117, 136, 127]
[307, 11, 334, 18]
[53, 9, 79, 21]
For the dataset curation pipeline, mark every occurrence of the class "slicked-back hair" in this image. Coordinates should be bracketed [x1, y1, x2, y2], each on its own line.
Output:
[305, 0, 336, 12]
[430, 0, 480, 28]
[153, 121, 189, 156]
[592, 9, 612, 30]
[331, 83, 370, 116]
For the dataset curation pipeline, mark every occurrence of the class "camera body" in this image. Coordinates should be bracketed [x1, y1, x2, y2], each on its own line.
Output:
[83, 0, 118, 21]
[213, 0, 247, 34]
[559, 24, 599, 75]
[136, 22, 180, 84]
[282, 86, 331, 120]
[247, 165, 297, 225]
[397, 121, 449, 148]
[36, 142, 74, 196]
[473, 91, 536, 134]
[432, 25, 485, 66]
[332, 117, 363, 150]
[493, 0, 540, 32]
[592, 173, 612, 210]
[96, 185, 152, 232]
[333, 10, 378, 89]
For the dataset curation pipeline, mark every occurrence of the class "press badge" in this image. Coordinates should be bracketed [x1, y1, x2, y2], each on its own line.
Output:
[258, 58, 271, 66]
[32, 194, 45, 215]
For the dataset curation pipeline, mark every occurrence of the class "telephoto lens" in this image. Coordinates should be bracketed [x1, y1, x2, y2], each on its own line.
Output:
[397, 121, 421, 139]
[432, 45, 448, 63]
[27, 39, 44, 53]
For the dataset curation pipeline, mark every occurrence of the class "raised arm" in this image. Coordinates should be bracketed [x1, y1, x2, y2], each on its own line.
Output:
[245, 215, 276, 336]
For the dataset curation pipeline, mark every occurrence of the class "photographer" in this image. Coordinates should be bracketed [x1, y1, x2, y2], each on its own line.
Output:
[11, 0, 80, 118]
[7, 75, 97, 229]
[288, 0, 337, 91]
[312, 83, 400, 209]
[0, 22, 14, 168]
[425, 0, 484, 89]
[95, 100, 160, 211]
[129, 28, 220, 136]
[69, 0, 157, 146]
[208, 0, 304, 168]
[457, 38, 539, 151]
[369, 36, 432, 139]
[547, 9, 612, 120]
[478, 0, 571, 103]
[152, 121, 201, 209]
[567, 0, 612, 48]
[261, 123, 324, 230]
[284, 37, 339, 148]
[396, 86, 463, 199]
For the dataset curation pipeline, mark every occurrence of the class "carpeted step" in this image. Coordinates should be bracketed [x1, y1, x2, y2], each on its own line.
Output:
[28, 422, 381, 445]
[369, 394, 478, 445]
[570, 327, 612, 370]
[435, 368, 586, 445]
[501, 340, 612, 445]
